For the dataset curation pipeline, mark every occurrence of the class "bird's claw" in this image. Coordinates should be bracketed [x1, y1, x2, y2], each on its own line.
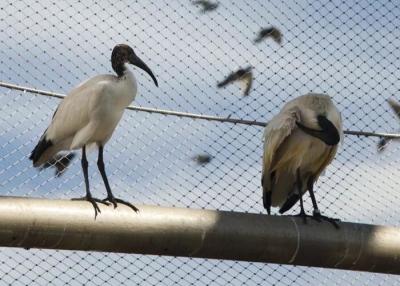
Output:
[312, 211, 340, 229]
[102, 196, 139, 212]
[284, 211, 310, 224]
[71, 196, 110, 218]
[293, 211, 310, 224]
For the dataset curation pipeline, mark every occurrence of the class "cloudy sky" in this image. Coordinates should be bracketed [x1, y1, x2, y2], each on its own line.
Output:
[0, 0, 399, 285]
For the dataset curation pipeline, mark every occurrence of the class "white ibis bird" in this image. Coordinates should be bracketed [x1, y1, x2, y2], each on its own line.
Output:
[217, 66, 253, 96]
[262, 93, 342, 227]
[30, 44, 158, 216]
[254, 26, 282, 45]
[192, 0, 219, 13]
[377, 99, 400, 152]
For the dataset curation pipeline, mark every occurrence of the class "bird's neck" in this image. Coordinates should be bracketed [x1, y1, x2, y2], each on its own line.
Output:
[113, 61, 128, 77]
[120, 63, 135, 81]
[113, 64, 137, 107]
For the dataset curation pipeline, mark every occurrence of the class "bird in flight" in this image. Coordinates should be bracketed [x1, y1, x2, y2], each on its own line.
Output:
[254, 26, 282, 45]
[192, 0, 219, 13]
[30, 44, 158, 217]
[217, 66, 253, 96]
[377, 99, 400, 152]
[262, 93, 342, 228]
[193, 153, 213, 165]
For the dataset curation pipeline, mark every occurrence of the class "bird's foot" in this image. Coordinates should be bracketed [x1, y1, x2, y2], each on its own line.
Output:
[71, 195, 110, 217]
[102, 196, 139, 212]
[293, 211, 311, 224]
[286, 211, 311, 224]
[312, 210, 340, 229]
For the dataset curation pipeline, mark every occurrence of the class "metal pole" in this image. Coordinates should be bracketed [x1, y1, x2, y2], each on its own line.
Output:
[0, 197, 398, 275]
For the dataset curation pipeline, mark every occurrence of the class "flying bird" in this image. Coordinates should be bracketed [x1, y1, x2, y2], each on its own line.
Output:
[30, 44, 158, 217]
[217, 66, 253, 96]
[262, 93, 342, 227]
[192, 0, 219, 13]
[377, 99, 400, 152]
[193, 153, 213, 165]
[254, 26, 282, 45]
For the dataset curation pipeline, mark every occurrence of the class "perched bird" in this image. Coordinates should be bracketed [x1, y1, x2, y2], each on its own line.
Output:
[262, 93, 342, 227]
[30, 44, 158, 216]
[193, 153, 213, 165]
[254, 26, 282, 45]
[217, 66, 253, 96]
[192, 0, 218, 13]
[377, 99, 400, 152]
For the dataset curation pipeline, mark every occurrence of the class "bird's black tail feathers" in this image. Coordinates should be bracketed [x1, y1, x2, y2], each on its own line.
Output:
[29, 135, 53, 165]
[279, 194, 300, 214]
[40, 153, 76, 177]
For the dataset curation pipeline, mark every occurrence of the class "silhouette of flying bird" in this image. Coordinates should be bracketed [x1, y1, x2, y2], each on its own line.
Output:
[193, 153, 213, 165]
[254, 26, 282, 45]
[217, 66, 253, 96]
[192, 0, 218, 13]
[377, 99, 400, 152]
[262, 93, 342, 227]
[30, 44, 158, 217]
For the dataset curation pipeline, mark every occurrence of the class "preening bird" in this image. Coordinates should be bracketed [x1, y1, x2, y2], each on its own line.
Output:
[262, 93, 342, 227]
[192, 0, 219, 13]
[217, 66, 253, 96]
[254, 26, 282, 45]
[30, 44, 158, 216]
[377, 99, 400, 152]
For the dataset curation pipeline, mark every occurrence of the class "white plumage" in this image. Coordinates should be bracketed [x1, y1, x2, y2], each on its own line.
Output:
[262, 93, 342, 224]
[30, 44, 158, 216]
[34, 73, 137, 166]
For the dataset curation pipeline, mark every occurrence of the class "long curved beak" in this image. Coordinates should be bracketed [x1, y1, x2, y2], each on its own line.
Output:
[130, 54, 158, 87]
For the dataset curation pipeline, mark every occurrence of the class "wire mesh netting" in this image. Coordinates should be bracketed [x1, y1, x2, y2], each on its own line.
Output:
[0, 0, 399, 285]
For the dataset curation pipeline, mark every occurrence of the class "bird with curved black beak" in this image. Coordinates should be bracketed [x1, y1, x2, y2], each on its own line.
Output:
[30, 44, 158, 217]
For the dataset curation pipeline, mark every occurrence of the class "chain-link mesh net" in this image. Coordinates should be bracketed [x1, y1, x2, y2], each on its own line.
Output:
[0, 0, 399, 285]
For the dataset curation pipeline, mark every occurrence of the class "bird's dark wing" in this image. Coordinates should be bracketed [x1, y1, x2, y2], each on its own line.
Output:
[388, 99, 400, 119]
[192, 0, 207, 5]
[254, 28, 272, 43]
[217, 72, 240, 87]
[377, 137, 390, 152]
[254, 27, 282, 44]
[279, 193, 300, 214]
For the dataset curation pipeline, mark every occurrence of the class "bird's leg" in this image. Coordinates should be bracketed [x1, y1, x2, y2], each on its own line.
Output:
[71, 146, 108, 217]
[295, 169, 308, 223]
[98, 146, 138, 212]
[307, 177, 340, 229]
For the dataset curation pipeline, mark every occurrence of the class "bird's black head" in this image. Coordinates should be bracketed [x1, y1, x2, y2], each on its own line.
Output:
[111, 44, 158, 86]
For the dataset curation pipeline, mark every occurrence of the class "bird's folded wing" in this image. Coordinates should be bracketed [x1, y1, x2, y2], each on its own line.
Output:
[262, 108, 299, 175]
[45, 75, 112, 143]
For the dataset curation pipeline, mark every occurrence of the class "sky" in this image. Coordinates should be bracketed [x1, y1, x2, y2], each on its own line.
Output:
[0, 0, 399, 285]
